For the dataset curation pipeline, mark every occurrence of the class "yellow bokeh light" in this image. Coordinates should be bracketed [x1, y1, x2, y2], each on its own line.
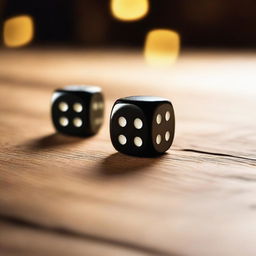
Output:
[111, 0, 149, 22]
[144, 29, 180, 67]
[3, 15, 34, 48]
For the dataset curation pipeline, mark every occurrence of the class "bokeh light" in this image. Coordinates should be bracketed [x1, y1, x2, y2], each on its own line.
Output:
[144, 29, 180, 67]
[3, 15, 34, 48]
[111, 0, 149, 22]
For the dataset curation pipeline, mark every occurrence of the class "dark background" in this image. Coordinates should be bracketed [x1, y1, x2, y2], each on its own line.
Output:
[1, 0, 256, 48]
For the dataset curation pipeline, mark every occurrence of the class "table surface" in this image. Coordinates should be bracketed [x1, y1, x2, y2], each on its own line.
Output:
[0, 48, 256, 256]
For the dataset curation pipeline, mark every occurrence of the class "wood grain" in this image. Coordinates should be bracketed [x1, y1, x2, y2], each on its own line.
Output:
[0, 49, 256, 256]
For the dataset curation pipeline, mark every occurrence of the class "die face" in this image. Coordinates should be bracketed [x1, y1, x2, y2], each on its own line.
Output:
[117, 96, 171, 120]
[89, 93, 104, 134]
[51, 92, 89, 136]
[121, 96, 170, 103]
[110, 103, 149, 156]
[151, 103, 175, 153]
[58, 85, 102, 94]
[51, 85, 104, 137]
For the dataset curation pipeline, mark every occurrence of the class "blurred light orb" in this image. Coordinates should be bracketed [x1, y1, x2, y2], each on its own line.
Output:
[3, 15, 34, 48]
[111, 0, 149, 22]
[144, 29, 180, 67]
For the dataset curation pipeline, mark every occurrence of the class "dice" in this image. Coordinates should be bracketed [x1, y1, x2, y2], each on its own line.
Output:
[110, 96, 175, 156]
[51, 85, 104, 137]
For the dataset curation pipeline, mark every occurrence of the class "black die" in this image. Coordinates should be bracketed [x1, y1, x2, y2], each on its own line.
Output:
[51, 85, 104, 137]
[110, 96, 175, 157]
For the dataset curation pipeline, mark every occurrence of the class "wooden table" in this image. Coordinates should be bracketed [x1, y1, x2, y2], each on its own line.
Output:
[0, 48, 255, 256]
